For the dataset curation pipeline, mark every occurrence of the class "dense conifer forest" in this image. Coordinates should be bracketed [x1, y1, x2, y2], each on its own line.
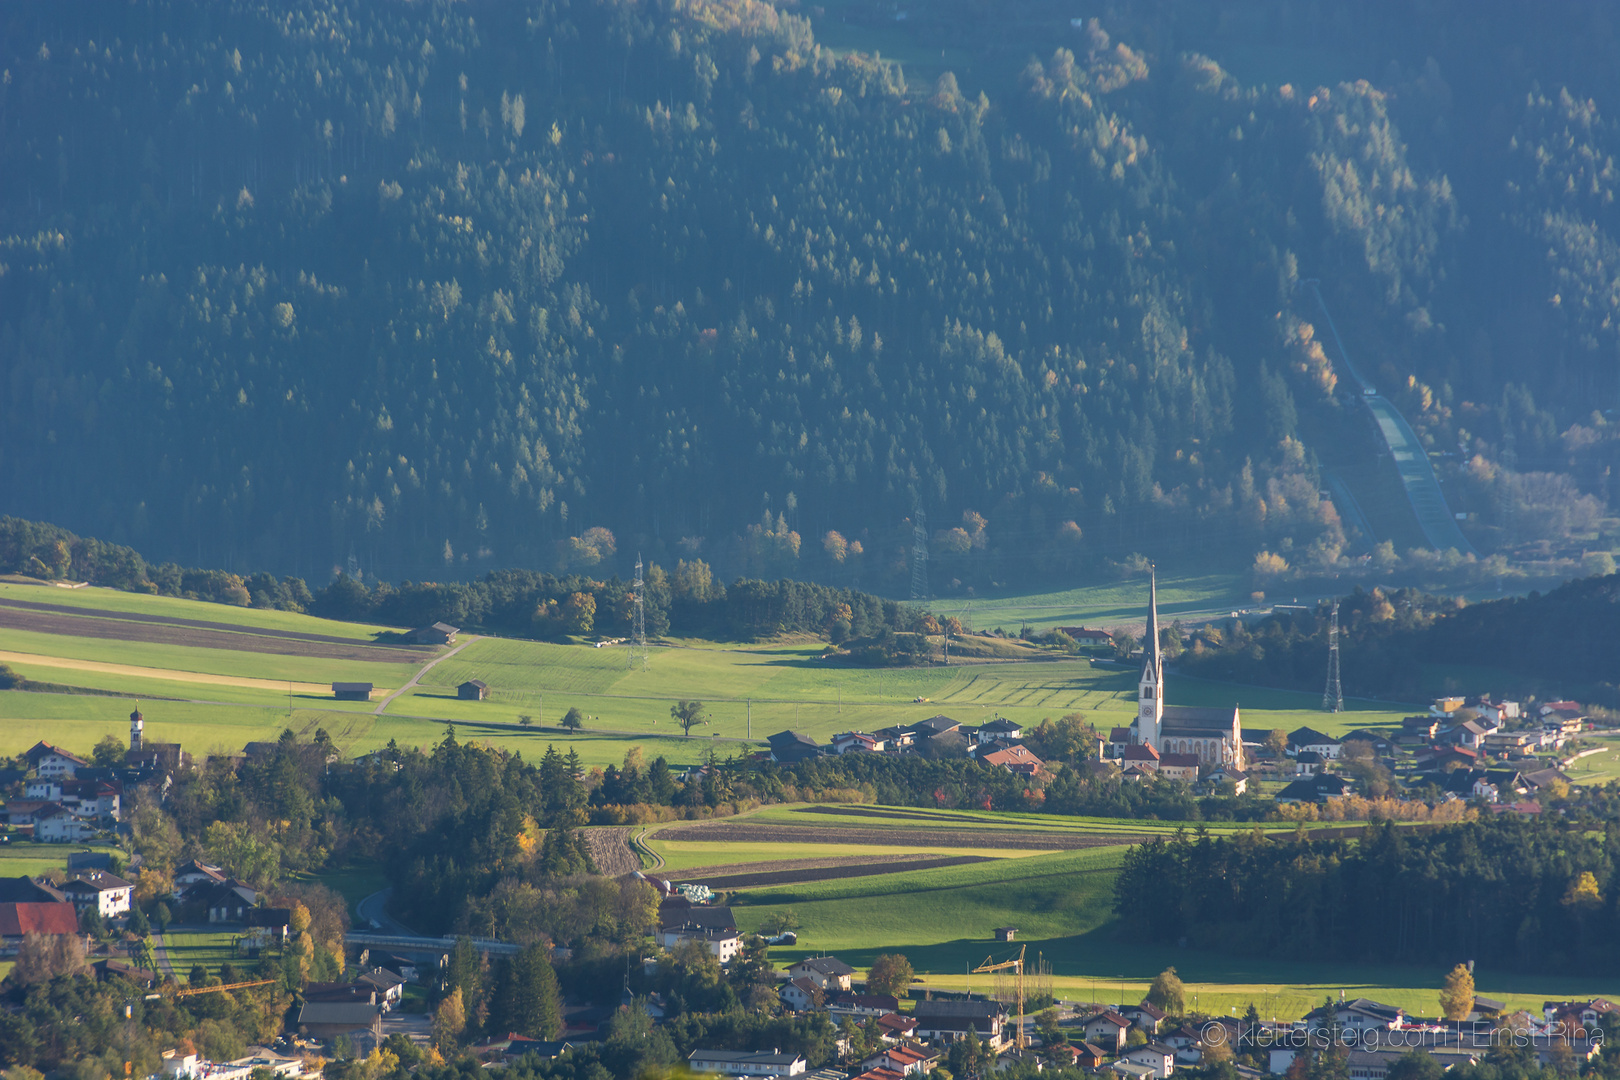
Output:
[2, 0, 1618, 592]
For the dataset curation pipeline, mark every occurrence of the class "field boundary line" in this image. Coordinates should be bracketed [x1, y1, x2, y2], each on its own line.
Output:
[0, 650, 338, 695]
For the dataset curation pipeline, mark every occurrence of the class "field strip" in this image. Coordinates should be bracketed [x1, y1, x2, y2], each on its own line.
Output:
[0, 650, 345, 695]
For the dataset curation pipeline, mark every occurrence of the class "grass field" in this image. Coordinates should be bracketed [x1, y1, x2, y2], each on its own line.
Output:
[0, 580, 401, 641]
[0, 840, 121, 878]
[934, 571, 1251, 634]
[0, 570, 1414, 771]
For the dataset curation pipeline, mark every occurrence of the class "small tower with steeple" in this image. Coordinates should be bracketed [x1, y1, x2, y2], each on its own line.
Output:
[129, 706, 144, 753]
[1136, 566, 1163, 750]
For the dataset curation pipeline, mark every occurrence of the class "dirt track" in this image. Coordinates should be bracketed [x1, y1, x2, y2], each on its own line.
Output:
[0, 650, 341, 695]
[681, 854, 993, 888]
[653, 821, 1133, 850]
[0, 602, 429, 663]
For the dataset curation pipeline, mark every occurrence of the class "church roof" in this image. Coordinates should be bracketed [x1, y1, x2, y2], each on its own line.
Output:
[1160, 705, 1239, 733]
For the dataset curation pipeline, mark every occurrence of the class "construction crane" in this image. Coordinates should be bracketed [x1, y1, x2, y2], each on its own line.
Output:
[173, 979, 276, 998]
[971, 944, 1026, 1050]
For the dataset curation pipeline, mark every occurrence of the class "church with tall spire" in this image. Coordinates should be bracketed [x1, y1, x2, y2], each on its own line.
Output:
[1128, 566, 1246, 770]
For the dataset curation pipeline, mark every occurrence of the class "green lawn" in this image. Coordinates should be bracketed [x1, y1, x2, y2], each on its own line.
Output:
[0, 839, 122, 878]
[160, 929, 242, 979]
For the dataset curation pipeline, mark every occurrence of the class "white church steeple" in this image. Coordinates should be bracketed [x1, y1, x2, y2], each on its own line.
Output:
[1136, 565, 1163, 749]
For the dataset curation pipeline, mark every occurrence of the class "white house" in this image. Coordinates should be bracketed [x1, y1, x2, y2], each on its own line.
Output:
[34, 804, 98, 843]
[687, 1050, 807, 1077]
[786, 957, 855, 991]
[1082, 1011, 1132, 1052]
[58, 871, 133, 919]
[25, 742, 87, 779]
[1122, 1043, 1176, 1079]
[663, 927, 742, 964]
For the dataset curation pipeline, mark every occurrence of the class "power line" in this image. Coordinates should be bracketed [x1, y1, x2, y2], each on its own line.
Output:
[630, 553, 648, 672]
[1323, 600, 1343, 713]
[909, 507, 929, 600]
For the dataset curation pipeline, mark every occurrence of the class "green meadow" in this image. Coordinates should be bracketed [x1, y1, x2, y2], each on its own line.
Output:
[728, 841, 1618, 1020]
[0, 840, 122, 879]
[0, 580, 399, 641]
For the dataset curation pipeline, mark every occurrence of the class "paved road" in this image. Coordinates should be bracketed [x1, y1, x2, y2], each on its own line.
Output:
[374, 636, 477, 715]
[356, 887, 420, 936]
[150, 931, 176, 977]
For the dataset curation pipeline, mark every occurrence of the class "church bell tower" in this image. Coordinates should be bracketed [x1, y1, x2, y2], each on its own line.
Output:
[130, 707, 144, 753]
[1136, 567, 1163, 749]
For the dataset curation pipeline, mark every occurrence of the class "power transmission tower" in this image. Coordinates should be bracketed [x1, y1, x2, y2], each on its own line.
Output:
[1323, 600, 1343, 713]
[909, 507, 929, 600]
[630, 553, 648, 672]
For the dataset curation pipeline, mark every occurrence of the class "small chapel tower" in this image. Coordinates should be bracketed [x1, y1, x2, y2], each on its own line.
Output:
[1136, 566, 1163, 750]
[129, 707, 144, 753]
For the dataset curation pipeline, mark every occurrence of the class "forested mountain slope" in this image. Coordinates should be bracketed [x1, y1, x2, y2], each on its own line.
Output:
[1, 0, 1616, 590]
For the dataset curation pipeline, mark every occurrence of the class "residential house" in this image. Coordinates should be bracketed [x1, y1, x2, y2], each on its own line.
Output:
[876, 1014, 918, 1042]
[912, 999, 1007, 1047]
[1449, 719, 1498, 749]
[35, 803, 98, 842]
[457, 680, 489, 701]
[25, 742, 87, 779]
[1204, 766, 1248, 795]
[0, 902, 80, 951]
[1056, 627, 1114, 647]
[244, 907, 293, 948]
[687, 1050, 808, 1077]
[94, 956, 159, 989]
[1156, 753, 1199, 783]
[910, 715, 962, 739]
[766, 731, 821, 764]
[1431, 697, 1468, 715]
[878, 727, 917, 752]
[0, 877, 67, 904]
[408, 622, 460, 645]
[1107, 727, 1135, 759]
[786, 956, 855, 992]
[1122, 1043, 1176, 1078]
[1072, 1043, 1112, 1069]
[303, 982, 381, 1006]
[364, 950, 420, 983]
[25, 778, 122, 822]
[356, 967, 407, 1005]
[58, 870, 133, 920]
[1401, 716, 1441, 741]
[174, 859, 228, 889]
[981, 745, 1045, 777]
[1275, 774, 1355, 804]
[3, 801, 52, 828]
[1412, 746, 1479, 772]
[1521, 768, 1573, 795]
[660, 905, 736, 935]
[1111, 1061, 1159, 1080]
[830, 992, 901, 1017]
[1081, 1011, 1131, 1051]
[665, 927, 743, 963]
[1293, 751, 1327, 777]
[977, 718, 1024, 745]
[857, 1045, 938, 1075]
[1305, 999, 1404, 1034]
[190, 878, 257, 923]
[993, 1050, 1045, 1073]
[1484, 730, 1538, 756]
[296, 1001, 384, 1042]
[1120, 1004, 1167, 1033]
[1287, 728, 1341, 760]
[331, 682, 375, 701]
[830, 732, 884, 755]
[1121, 744, 1161, 772]
[780, 978, 825, 1012]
